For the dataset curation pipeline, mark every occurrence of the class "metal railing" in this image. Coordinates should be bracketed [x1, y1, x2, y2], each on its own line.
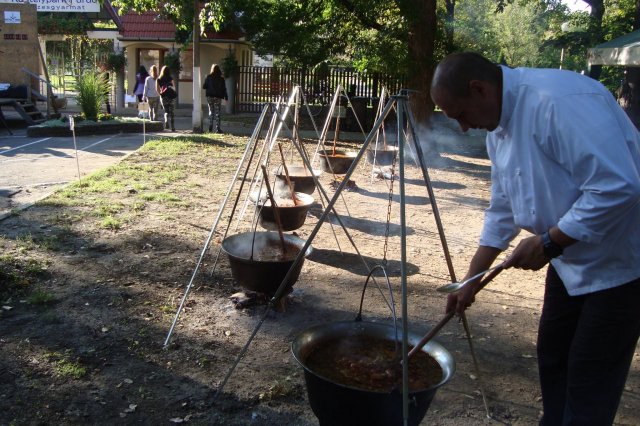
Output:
[21, 67, 59, 118]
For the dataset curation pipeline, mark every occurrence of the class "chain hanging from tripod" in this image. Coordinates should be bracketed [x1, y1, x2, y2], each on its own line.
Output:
[381, 135, 399, 266]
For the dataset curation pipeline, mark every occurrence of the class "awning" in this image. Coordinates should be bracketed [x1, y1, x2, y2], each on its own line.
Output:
[587, 29, 640, 66]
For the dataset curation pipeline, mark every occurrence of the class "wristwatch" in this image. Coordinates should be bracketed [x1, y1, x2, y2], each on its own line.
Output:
[541, 231, 563, 258]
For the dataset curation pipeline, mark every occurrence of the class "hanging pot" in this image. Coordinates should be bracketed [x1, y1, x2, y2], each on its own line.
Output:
[291, 320, 455, 426]
[220, 232, 313, 295]
[318, 149, 357, 174]
[275, 165, 322, 195]
[259, 192, 314, 231]
[367, 146, 399, 166]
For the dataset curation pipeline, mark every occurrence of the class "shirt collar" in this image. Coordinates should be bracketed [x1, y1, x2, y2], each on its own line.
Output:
[494, 65, 518, 136]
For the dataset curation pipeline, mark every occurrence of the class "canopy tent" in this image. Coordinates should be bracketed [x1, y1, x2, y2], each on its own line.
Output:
[587, 29, 640, 66]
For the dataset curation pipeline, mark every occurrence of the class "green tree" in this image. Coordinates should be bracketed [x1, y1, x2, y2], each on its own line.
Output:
[234, 0, 438, 120]
[495, 2, 547, 66]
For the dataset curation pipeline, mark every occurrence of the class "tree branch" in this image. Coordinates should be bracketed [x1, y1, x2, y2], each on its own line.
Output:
[335, 0, 386, 31]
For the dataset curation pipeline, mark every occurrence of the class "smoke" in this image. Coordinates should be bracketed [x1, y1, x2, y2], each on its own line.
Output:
[412, 112, 488, 168]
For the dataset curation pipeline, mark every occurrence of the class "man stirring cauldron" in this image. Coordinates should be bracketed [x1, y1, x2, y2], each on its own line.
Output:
[430, 52, 640, 425]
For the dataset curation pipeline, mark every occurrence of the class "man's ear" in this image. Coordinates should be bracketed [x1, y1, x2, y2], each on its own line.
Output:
[468, 80, 486, 96]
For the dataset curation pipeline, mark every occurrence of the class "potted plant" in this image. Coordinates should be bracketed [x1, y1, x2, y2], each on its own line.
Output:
[105, 52, 127, 73]
[164, 51, 182, 75]
[221, 53, 239, 78]
[221, 52, 239, 114]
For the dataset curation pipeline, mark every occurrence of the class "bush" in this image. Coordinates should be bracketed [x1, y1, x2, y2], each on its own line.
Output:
[221, 53, 239, 78]
[105, 52, 126, 72]
[75, 72, 109, 121]
[164, 51, 182, 74]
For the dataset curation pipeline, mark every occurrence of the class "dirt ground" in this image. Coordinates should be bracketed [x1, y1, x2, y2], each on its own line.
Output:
[1, 117, 639, 426]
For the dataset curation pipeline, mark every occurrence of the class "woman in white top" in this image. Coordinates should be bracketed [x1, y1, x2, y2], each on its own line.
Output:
[143, 65, 160, 121]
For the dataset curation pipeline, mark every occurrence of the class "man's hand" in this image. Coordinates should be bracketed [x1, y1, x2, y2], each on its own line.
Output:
[446, 282, 478, 316]
[503, 234, 548, 270]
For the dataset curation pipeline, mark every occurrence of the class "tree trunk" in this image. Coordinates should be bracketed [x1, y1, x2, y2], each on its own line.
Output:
[444, 0, 456, 53]
[585, 0, 605, 80]
[401, 0, 437, 124]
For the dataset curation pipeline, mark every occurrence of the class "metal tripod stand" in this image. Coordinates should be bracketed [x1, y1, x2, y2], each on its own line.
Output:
[215, 91, 492, 424]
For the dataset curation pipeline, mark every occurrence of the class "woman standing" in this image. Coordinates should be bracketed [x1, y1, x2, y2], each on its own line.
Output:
[156, 65, 176, 131]
[133, 65, 149, 102]
[143, 65, 160, 121]
[202, 64, 228, 133]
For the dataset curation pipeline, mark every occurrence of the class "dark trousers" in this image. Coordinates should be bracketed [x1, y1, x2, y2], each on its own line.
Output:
[538, 266, 640, 425]
[206, 96, 222, 131]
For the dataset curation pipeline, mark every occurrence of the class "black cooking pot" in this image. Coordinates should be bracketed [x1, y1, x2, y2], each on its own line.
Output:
[259, 192, 314, 231]
[220, 232, 312, 295]
[367, 146, 399, 166]
[291, 320, 455, 426]
[318, 149, 357, 174]
[275, 165, 322, 195]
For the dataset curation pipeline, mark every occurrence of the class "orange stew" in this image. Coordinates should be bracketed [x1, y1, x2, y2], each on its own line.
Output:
[305, 335, 442, 392]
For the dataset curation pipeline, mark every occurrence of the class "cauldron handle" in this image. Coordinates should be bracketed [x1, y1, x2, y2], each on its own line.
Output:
[355, 264, 399, 349]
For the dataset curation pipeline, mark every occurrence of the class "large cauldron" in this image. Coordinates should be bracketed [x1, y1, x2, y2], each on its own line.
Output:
[220, 232, 312, 295]
[259, 192, 314, 231]
[291, 320, 455, 426]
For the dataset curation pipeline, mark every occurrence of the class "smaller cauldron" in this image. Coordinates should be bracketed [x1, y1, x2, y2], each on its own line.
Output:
[367, 146, 399, 166]
[275, 165, 322, 195]
[221, 232, 312, 296]
[318, 149, 358, 174]
[259, 192, 314, 231]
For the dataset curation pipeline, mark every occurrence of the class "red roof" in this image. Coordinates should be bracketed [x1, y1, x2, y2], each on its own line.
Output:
[120, 12, 175, 40]
[119, 11, 244, 41]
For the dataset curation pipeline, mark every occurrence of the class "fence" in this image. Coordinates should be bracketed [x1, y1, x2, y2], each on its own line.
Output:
[236, 66, 405, 113]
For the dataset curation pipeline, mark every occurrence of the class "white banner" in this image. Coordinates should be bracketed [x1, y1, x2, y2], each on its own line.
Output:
[0, 0, 100, 13]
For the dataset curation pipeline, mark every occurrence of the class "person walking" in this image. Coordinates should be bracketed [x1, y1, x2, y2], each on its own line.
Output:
[202, 64, 228, 133]
[143, 65, 160, 121]
[430, 52, 640, 425]
[133, 65, 149, 102]
[157, 65, 176, 131]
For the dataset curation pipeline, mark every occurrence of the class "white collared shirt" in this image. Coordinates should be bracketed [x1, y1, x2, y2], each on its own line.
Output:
[480, 66, 640, 295]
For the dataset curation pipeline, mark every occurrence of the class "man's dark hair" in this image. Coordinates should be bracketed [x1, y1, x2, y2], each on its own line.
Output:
[431, 52, 501, 97]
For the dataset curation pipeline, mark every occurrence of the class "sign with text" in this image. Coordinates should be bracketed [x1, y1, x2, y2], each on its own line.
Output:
[0, 0, 100, 13]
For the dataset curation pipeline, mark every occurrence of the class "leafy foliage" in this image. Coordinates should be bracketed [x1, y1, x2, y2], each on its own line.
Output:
[221, 52, 239, 77]
[233, 0, 412, 73]
[75, 72, 109, 121]
[38, 14, 93, 35]
[105, 52, 127, 72]
[110, 0, 232, 45]
[164, 51, 182, 73]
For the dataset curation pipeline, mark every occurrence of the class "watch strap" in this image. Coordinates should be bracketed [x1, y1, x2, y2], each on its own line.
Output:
[541, 231, 563, 258]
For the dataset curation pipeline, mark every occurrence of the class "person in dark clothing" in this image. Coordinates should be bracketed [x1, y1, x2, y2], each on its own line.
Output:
[156, 65, 176, 132]
[202, 64, 228, 133]
[133, 66, 149, 102]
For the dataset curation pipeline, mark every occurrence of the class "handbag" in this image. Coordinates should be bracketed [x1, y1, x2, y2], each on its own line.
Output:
[161, 86, 177, 100]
